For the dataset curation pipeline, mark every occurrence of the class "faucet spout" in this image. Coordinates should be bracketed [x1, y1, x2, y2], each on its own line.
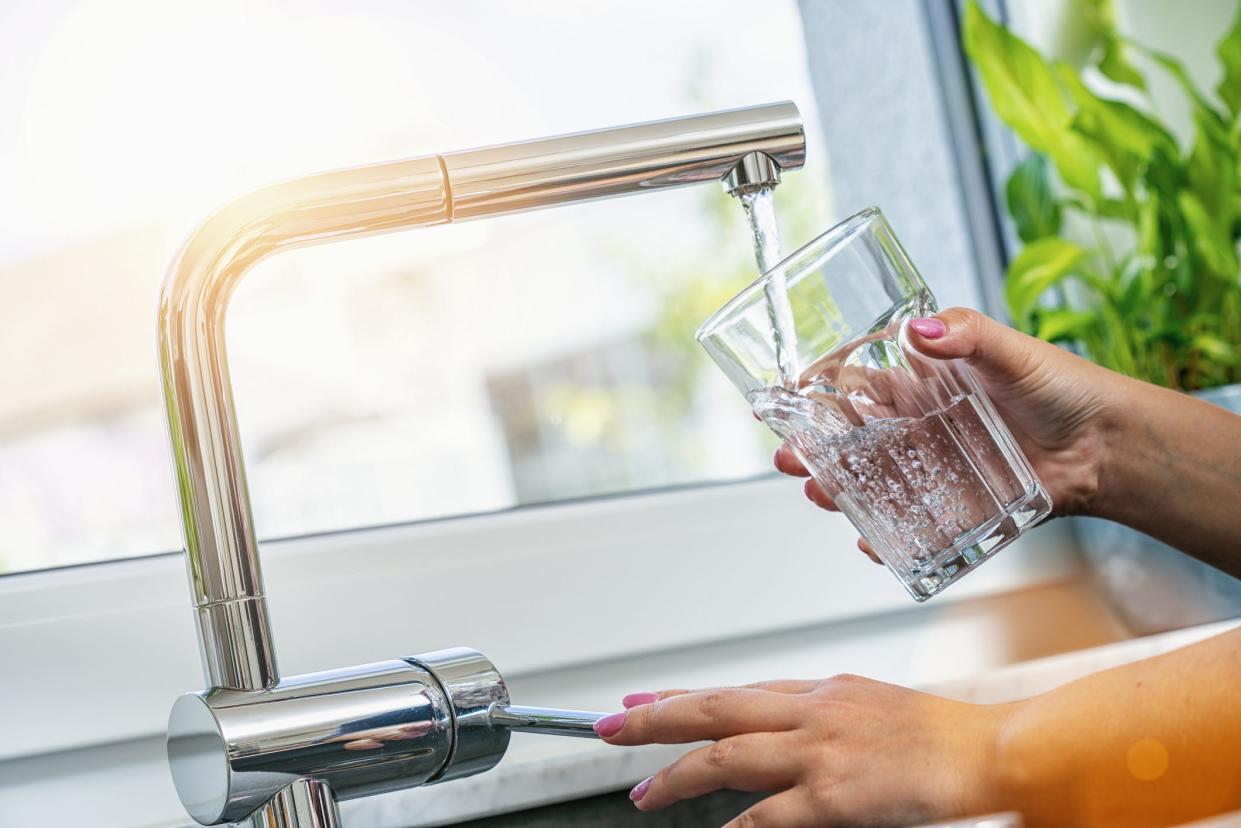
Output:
[441, 101, 804, 218]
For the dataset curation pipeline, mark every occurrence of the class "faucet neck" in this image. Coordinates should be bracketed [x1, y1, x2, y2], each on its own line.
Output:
[159, 156, 450, 689]
[157, 103, 805, 691]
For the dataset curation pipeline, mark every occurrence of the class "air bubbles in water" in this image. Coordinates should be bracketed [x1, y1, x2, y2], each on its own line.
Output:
[749, 386, 1026, 567]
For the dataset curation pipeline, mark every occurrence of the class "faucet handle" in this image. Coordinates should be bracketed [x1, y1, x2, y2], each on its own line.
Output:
[487, 704, 605, 738]
[405, 647, 511, 782]
[406, 649, 607, 781]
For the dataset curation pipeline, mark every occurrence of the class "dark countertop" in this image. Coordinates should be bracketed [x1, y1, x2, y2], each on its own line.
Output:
[453, 789, 767, 827]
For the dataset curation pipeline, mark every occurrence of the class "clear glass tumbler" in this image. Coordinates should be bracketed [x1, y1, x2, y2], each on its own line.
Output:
[697, 207, 1051, 600]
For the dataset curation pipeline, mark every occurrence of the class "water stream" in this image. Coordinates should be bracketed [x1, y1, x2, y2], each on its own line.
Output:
[739, 188, 798, 389]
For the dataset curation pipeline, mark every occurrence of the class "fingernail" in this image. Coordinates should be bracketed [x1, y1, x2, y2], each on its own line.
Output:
[593, 711, 627, 738]
[622, 691, 659, 708]
[629, 776, 653, 802]
[908, 317, 946, 339]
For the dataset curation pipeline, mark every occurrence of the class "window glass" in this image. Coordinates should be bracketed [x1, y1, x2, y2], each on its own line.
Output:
[0, 0, 980, 574]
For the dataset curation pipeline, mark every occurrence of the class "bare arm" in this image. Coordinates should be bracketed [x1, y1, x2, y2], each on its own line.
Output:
[594, 628, 1241, 826]
[992, 626, 1241, 826]
[607, 311, 1241, 824]
[1097, 379, 1241, 576]
[780, 308, 1241, 578]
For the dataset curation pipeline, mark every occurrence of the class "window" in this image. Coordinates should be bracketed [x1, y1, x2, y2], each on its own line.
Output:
[0, 1, 1009, 576]
[2, 7, 1086, 825]
[0, 0, 834, 573]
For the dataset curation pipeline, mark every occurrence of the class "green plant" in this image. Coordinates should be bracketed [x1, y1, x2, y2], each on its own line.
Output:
[964, 0, 1241, 390]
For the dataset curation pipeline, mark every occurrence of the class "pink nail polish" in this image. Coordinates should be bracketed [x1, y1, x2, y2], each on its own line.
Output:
[908, 317, 946, 339]
[593, 711, 627, 738]
[629, 776, 653, 802]
[622, 691, 659, 708]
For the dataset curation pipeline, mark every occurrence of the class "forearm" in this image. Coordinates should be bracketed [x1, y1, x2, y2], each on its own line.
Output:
[988, 628, 1241, 826]
[1095, 376, 1241, 576]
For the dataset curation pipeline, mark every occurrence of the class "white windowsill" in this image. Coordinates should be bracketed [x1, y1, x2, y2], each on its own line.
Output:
[1, 475, 1087, 826]
[3, 579, 1230, 828]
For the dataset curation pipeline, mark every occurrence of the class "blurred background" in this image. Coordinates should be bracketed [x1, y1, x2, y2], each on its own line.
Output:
[0, 0, 835, 572]
[3, 0, 1004, 575]
[5, 0, 1228, 579]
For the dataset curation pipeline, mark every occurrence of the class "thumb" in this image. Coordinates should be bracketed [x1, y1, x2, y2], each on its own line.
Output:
[904, 307, 1038, 383]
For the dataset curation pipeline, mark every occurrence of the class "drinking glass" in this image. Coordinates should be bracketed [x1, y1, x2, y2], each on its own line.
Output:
[697, 207, 1051, 600]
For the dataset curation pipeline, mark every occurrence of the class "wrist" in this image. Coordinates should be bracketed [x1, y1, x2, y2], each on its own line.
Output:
[987, 699, 1075, 825]
[934, 701, 1022, 820]
[1087, 373, 1153, 524]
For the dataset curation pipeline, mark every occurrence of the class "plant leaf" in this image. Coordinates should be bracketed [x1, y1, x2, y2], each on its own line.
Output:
[1128, 40, 1230, 135]
[1144, 141, 1187, 204]
[1081, 0, 1147, 89]
[964, 2, 1101, 199]
[1193, 334, 1241, 365]
[1058, 64, 1177, 190]
[1187, 105, 1236, 226]
[1217, 2, 1241, 119]
[1179, 191, 1240, 279]
[1005, 154, 1062, 242]
[1115, 253, 1153, 317]
[1137, 195, 1160, 256]
[1062, 194, 1135, 221]
[1099, 35, 1147, 89]
[1005, 238, 1087, 327]
[1035, 308, 1097, 341]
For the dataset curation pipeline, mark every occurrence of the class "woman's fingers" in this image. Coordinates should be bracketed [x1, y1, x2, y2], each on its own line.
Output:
[776, 441, 851, 514]
[598, 688, 803, 745]
[803, 479, 838, 511]
[774, 445, 810, 477]
[906, 307, 1037, 383]
[722, 789, 818, 827]
[799, 479, 880, 562]
[741, 679, 821, 694]
[626, 680, 821, 707]
[632, 733, 799, 812]
[774, 449, 839, 512]
[779, 451, 840, 512]
[774, 434, 877, 562]
[785, 469, 879, 563]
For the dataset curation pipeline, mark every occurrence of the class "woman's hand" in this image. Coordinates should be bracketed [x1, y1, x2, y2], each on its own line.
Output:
[594, 675, 1009, 827]
[775, 307, 1126, 561]
[595, 630, 1241, 827]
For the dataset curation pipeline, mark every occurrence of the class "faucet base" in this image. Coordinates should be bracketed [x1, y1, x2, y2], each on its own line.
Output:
[168, 651, 508, 825]
[251, 779, 340, 828]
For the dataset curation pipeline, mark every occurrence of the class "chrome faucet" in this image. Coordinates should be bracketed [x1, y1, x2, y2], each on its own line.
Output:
[160, 101, 806, 827]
